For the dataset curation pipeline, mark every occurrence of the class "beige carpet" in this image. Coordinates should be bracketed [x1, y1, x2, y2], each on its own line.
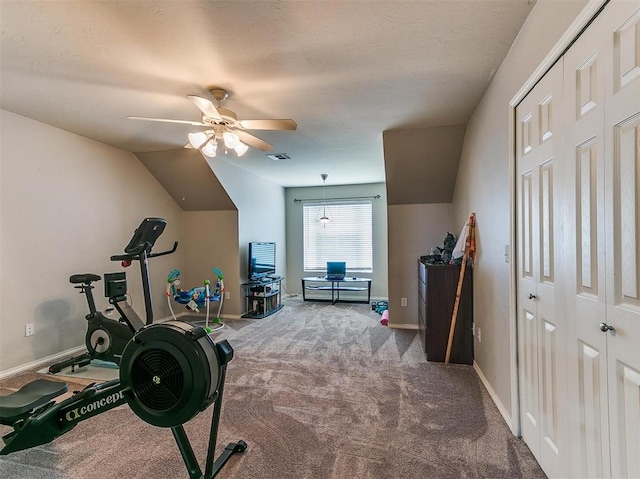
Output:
[0, 297, 545, 479]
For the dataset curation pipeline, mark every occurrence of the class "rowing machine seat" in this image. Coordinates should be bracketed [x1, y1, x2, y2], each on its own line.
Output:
[0, 379, 68, 425]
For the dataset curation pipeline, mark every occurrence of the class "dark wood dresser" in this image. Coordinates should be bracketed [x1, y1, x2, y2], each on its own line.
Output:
[417, 261, 473, 364]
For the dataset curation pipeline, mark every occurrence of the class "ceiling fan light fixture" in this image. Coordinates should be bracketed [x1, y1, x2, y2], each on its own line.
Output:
[188, 131, 209, 149]
[130, 87, 295, 156]
[223, 131, 239, 149]
[319, 215, 330, 224]
[201, 139, 218, 158]
[234, 141, 249, 157]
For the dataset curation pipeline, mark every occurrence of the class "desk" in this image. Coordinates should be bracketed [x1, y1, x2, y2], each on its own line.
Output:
[301, 277, 372, 304]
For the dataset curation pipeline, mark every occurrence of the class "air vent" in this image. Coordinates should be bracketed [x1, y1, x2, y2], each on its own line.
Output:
[267, 153, 291, 161]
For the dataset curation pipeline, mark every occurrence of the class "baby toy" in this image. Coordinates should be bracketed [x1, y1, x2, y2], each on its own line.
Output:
[165, 267, 225, 333]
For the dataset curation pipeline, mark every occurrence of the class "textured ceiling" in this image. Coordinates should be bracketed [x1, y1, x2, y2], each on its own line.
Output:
[0, 0, 535, 187]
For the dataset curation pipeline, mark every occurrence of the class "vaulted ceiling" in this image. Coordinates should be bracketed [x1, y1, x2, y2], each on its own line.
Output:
[1, 0, 535, 189]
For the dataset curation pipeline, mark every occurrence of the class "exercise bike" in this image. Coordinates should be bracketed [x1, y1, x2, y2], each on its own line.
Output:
[0, 218, 246, 478]
[48, 217, 177, 374]
[47, 274, 130, 373]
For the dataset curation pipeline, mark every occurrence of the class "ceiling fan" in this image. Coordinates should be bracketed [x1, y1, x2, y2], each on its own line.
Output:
[128, 87, 297, 157]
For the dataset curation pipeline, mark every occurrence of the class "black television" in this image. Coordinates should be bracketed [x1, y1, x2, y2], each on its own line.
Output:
[248, 242, 276, 280]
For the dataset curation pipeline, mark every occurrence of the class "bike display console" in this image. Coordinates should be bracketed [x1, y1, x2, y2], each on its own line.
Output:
[241, 276, 283, 319]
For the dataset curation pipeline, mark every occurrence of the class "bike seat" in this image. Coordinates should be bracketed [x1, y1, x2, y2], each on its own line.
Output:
[69, 273, 101, 284]
[0, 379, 68, 425]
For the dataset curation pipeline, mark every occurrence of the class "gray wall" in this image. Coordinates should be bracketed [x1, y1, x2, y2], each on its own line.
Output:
[182, 211, 240, 317]
[205, 156, 286, 315]
[452, 0, 589, 420]
[0, 109, 286, 373]
[384, 125, 466, 204]
[285, 183, 388, 300]
[383, 124, 467, 328]
[387, 204, 453, 327]
[0, 110, 184, 373]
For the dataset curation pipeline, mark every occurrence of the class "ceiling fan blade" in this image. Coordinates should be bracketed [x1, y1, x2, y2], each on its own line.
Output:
[239, 119, 297, 131]
[234, 130, 274, 152]
[187, 95, 222, 120]
[128, 116, 206, 126]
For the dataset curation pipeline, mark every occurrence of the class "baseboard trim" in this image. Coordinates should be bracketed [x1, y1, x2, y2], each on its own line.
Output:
[473, 361, 514, 434]
[388, 323, 419, 330]
[0, 345, 86, 381]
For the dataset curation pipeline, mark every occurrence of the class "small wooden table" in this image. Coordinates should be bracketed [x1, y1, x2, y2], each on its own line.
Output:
[301, 277, 372, 304]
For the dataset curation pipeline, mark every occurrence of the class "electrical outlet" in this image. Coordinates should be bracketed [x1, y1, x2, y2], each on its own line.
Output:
[225, 291, 230, 300]
[477, 327, 481, 343]
[25, 323, 35, 337]
[401, 297, 407, 307]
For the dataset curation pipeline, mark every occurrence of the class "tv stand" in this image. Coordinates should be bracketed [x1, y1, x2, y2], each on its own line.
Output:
[241, 277, 283, 318]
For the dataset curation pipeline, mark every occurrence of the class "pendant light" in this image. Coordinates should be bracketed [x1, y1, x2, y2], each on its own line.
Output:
[320, 173, 330, 224]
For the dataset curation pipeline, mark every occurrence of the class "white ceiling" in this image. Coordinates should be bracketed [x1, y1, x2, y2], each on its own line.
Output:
[0, 0, 535, 187]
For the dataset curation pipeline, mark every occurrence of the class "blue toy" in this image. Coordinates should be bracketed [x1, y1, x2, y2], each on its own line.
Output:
[372, 300, 389, 314]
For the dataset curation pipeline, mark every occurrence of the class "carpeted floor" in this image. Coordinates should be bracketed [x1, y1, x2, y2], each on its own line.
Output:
[0, 297, 545, 478]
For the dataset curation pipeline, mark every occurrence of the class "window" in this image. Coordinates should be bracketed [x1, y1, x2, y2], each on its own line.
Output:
[303, 201, 373, 273]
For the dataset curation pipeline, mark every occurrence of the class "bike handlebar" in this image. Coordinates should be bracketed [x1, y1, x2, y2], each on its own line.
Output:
[110, 241, 178, 262]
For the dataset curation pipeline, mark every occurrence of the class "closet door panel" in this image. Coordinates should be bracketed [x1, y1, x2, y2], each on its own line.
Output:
[516, 60, 566, 476]
[562, 7, 609, 476]
[537, 158, 561, 460]
[577, 340, 606, 477]
[607, 104, 640, 479]
[517, 99, 542, 461]
[603, 3, 640, 478]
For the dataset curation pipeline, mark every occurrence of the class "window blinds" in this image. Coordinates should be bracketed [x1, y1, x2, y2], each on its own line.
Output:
[302, 201, 373, 272]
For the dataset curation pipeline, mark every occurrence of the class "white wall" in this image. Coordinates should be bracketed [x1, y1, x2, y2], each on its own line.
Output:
[205, 157, 286, 314]
[387, 203, 453, 328]
[285, 183, 388, 299]
[452, 0, 589, 420]
[0, 110, 184, 373]
[182, 211, 240, 317]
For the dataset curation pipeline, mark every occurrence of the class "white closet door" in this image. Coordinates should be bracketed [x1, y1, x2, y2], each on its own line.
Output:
[602, 2, 640, 477]
[560, 1, 639, 477]
[518, 2, 639, 477]
[516, 60, 567, 477]
[562, 6, 610, 477]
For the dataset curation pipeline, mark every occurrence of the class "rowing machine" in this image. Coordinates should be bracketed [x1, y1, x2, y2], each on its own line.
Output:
[1, 320, 246, 478]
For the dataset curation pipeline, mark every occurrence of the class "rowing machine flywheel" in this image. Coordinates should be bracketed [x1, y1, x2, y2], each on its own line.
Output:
[119, 321, 221, 428]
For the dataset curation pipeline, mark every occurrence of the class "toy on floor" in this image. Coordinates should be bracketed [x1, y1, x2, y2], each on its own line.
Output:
[371, 300, 389, 326]
[165, 267, 226, 333]
[372, 300, 388, 314]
